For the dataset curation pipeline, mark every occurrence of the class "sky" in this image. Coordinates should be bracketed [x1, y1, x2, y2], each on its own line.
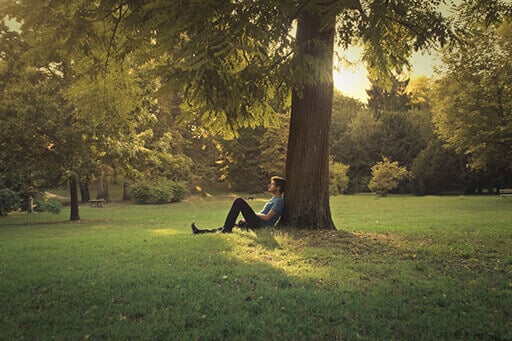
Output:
[333, 0, 457, 103]
[333, 47, 440, 103]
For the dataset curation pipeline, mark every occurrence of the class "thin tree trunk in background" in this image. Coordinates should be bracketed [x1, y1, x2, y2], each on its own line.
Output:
[79, 181, 90, 203]
[122, 182, 130, 201]
[69, 175, 80, 221]
[96, 174, 111, 202]
[279, 9, 336, 230]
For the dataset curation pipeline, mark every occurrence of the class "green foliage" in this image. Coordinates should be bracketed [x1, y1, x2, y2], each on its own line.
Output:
[222, 127, 267, 192]
[330, 94, 377, 192]
[34, 197, 62, 215]
[369, 157, 409, 196]
[361, 2, 455, 85]
[259, 113, 289, 180]
[331, 107, 424, 193]
[329, 161, 350, 195]
[366, 72, 410, 115]
[0, 188, 20, 216]
[129, 179, 188, 204]
[432, 20, 512, 170]
[373, 112, 427, 170]
[406, 76, 433, 111]
[330, 91, 366, 159]
[211, 114, 289, 192]
[411, 139, 465, 195]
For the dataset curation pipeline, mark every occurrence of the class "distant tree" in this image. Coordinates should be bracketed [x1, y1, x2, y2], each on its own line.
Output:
[334, 108, 380, 192]
[372, 112, 427, 171]
[0, 5, 155, 220]
[407, 76, 433, 111]
[222, 127, 267, 192]
[330, 91, 367, 162]
[180, 124, 225, 193]
[367, 71, 411, 117]
[411, 140, 466, 195]
[432, 19, 512, 171]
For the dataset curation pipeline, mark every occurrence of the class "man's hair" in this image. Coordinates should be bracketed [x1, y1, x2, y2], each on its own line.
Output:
[271, 176, 286, 193]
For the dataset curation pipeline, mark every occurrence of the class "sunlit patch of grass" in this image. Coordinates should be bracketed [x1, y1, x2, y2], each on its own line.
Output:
[149, 228, 181, 236]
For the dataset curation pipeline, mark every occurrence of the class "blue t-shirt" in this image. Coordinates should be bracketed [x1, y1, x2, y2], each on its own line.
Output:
[259, 197, 285, 227]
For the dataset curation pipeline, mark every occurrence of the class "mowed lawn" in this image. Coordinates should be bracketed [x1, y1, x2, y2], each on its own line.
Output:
[0, 194, 511, 340]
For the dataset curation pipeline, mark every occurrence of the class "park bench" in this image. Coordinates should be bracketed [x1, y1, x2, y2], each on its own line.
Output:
[89, 199, 105, 207]
[499, 189, 512, 197]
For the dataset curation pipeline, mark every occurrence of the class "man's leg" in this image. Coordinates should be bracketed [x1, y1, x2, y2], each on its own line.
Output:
[222, 198, 260, 232]
[191, 222, 222, 234]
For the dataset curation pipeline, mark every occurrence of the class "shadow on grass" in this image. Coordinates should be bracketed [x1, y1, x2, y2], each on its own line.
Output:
[167, 229, 512, 339]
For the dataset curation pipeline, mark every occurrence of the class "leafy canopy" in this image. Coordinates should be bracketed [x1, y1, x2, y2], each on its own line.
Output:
[432, 19, 512, 170]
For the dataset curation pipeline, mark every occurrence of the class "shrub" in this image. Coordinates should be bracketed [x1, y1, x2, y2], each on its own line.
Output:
[34, 197, 63, 214]
[129, 179, 188, 204]
[0, 188, 20, 216]
[329, 161, 350, 195]
[369, 157, 409, 196]
[168, 181, 189, 202]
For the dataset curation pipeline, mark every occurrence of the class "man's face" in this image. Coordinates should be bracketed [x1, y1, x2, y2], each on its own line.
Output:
[268, 180, 278, 193]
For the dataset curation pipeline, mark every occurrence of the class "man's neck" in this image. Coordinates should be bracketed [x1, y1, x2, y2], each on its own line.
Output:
[272, 192, 282, 198]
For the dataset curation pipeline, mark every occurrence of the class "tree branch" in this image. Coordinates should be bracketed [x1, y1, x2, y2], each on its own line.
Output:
[104, 4, 126, 74]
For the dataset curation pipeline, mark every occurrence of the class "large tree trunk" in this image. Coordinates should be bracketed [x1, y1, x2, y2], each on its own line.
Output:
[279, 10, 336, 230]
[69, 175, 80, 221]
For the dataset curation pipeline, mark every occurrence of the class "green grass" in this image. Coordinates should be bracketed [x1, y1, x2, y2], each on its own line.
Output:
[1, 194, 511, 340]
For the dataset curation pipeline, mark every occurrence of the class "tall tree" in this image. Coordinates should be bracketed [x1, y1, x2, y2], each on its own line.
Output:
[366, 71, 410, 117]
[432, 19, 512, 171]
[284, 8, 336, 228]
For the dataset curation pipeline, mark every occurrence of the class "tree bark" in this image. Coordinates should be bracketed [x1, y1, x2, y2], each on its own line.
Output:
[96, 173, 111, 202]
[122, 182, 130, 201]
[79, 181, 90, 203]
[279, 10, 336, 230]
[69, 175, 80, 221]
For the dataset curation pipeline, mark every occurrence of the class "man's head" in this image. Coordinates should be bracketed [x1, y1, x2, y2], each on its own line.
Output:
[270, 176, 286, 194]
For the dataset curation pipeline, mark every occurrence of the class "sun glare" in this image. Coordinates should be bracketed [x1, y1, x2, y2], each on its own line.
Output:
[333, 46, 370, 103]
[333, 49, 438, 104]
[333, 66, 370, 103]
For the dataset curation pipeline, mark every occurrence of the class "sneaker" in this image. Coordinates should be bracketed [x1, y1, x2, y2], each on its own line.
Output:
[191, 222, 201, 234]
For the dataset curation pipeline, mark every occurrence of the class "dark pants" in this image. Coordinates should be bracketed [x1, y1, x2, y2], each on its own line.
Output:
[193, 198, 260, 234]
[222, 197, 260, 232]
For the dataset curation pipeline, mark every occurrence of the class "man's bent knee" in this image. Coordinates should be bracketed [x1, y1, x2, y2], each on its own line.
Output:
[233, 197, 246, 205]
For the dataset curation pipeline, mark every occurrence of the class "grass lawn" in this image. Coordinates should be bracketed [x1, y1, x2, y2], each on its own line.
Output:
[0, 194, 511, 340]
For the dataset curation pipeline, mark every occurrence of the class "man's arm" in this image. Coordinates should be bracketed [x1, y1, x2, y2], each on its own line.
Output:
[256, 209, 277, 222]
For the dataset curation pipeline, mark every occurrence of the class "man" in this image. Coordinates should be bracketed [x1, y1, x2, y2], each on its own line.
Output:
[191, 176, 285, 234]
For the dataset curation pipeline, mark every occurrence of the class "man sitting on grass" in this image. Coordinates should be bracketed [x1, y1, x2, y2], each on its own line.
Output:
[192, 176, 285, 234]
